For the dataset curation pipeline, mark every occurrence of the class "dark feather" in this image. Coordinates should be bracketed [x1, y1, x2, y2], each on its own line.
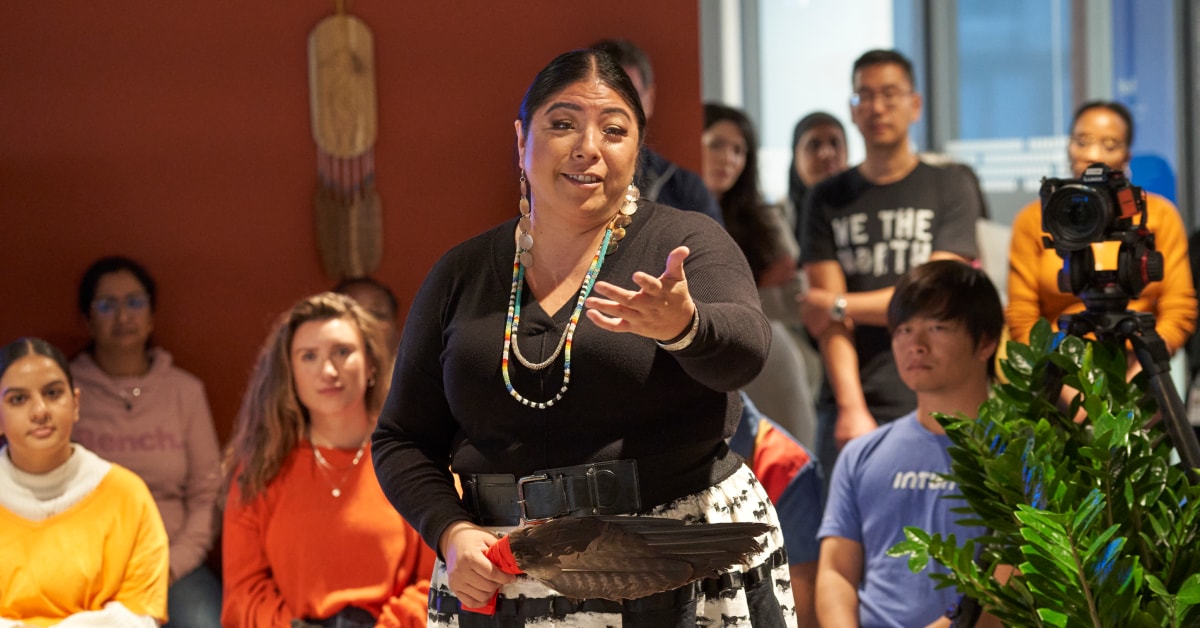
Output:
[506, 516, 773, 601]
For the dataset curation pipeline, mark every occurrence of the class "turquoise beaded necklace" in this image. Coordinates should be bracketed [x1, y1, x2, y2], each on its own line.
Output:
[501, 227, 614, 408]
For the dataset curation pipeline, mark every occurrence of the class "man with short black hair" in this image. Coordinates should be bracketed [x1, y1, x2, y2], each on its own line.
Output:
[798, 49, 983, 480]
[816, 260, 1002, 628]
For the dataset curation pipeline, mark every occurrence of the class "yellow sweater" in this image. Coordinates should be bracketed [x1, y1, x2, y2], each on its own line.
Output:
[1006, 192, 1197, 353]
[0, 458, 169, 626]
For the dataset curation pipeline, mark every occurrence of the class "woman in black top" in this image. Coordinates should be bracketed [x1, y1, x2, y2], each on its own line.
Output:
[372, 49, 793, 627]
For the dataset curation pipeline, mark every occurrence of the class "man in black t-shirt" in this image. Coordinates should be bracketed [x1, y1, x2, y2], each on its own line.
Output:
[798, 49, 981, 480]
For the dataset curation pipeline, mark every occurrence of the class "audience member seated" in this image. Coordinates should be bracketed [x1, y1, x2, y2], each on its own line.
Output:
[332, 275, 402, 359]
[0, 337, 169, 627]
[702, 101, 818, 446]
[729, 392, 824, 625]
[70, 256, 223, 628]
[1007, 101, 1196, 365]
[816, 261, 1003, 627]
[221, 293, 433, 628]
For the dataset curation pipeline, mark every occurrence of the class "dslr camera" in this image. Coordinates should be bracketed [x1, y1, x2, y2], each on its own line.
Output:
[1039, 163, 1162, 301]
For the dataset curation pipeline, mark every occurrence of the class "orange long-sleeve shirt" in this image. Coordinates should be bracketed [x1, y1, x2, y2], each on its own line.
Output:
[1006, 192, 1196, 353]
[222, 443, 435, 628]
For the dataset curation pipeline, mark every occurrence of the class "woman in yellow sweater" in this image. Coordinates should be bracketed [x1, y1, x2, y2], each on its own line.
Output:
[0, 337, 169, 627]
[1007, 101, 1196, 359]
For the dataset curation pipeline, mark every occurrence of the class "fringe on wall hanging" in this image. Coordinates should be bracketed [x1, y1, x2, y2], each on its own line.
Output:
[308, 1, 382, 281]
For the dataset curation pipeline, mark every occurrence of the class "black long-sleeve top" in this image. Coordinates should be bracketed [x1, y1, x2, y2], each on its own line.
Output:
[372, 202, 771, 552]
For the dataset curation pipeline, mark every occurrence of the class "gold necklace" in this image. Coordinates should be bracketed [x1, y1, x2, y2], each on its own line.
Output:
[310, 436, 369, 498]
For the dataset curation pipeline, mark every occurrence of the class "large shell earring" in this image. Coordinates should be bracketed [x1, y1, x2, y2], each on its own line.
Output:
[518, 172, 534, 267]
[608, 183, 640, 253]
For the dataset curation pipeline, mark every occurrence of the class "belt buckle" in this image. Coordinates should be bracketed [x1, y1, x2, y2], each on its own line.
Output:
[516, 473, 562, 523]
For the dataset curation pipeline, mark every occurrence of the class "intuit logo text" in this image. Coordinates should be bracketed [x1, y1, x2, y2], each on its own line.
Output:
[891, 470, 955, 491]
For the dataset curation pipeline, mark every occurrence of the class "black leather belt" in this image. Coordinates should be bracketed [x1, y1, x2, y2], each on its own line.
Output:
[461, 459, 642, 525]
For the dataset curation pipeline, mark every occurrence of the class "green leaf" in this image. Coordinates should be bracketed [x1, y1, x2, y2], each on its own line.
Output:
[1006, 341, 1038, 378]
[1029, 318, 1053, 353]
[1177, 573, 1200, 604]
[1036, 607, 1068, 626]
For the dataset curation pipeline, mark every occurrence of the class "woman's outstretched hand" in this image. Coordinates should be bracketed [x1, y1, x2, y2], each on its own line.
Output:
[586, 245, 696, 342]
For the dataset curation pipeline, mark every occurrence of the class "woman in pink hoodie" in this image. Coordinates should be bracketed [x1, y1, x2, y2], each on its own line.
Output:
[70, 256, 223, 628]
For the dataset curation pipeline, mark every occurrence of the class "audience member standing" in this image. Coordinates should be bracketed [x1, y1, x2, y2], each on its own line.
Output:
[591, 38, 725, 226]
[1, 337, 169, 626]
[701, 102, 817, 445]
[787, 112, 848, 242]
[786, 111, 851, 417]
[816, 261, 1002, 628]
[221, 293, 433, 628]
[1007, 101, 1196, 359]
[798, 49, 982, 480]
[70, 256, 223, 628]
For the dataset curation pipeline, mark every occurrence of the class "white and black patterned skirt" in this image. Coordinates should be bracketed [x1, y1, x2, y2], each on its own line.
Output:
[426, 464, 797, 627]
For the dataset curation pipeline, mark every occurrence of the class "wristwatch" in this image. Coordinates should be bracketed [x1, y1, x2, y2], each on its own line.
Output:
[830, 294, 848, 323]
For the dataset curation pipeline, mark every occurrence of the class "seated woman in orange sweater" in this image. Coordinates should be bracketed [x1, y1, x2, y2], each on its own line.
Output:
[221, 293, 434, 628]
[1007, 100, 1196, 359]
[0, 337, 168, 627]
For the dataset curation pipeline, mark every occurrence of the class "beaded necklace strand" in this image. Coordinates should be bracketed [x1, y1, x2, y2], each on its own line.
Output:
[502, 227, 614, 408]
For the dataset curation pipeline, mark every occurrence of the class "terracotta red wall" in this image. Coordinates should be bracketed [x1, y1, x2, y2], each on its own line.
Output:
[0, 3, 707, 442]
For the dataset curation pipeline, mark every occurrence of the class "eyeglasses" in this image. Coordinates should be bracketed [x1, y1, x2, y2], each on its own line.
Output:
[1070, 134, 1126, 153]
[92, 294, 150, 317]
[850, 88, 913, 109]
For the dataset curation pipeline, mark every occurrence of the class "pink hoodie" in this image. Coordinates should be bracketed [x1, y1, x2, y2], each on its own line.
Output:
[71, 348, 221, 580]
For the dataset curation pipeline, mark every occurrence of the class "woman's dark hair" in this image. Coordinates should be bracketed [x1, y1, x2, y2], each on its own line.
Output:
[77, 255, 157, 318]
[590, 38, 654, 88]
[1072, 100, 1135, 146]
[887, 260, 1004, 376]
[517, 49, 646, 142]
[787, 111, 846, 214]
[0, 337, 75, 389]
[703, 102, 778, 284]
[705, 103, 761, 215]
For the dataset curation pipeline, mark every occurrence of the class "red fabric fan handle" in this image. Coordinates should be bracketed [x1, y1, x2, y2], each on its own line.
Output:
[460, 535, 525, 615]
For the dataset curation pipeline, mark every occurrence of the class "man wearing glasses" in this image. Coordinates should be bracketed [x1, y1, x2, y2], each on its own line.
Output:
[797, 49, 983, 481]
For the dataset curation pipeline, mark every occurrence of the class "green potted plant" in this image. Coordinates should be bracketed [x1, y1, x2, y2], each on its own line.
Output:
[890, 319, 1200, 627]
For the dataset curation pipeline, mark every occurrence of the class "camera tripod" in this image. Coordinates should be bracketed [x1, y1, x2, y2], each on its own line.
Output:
[1052, 299, 1200, 481]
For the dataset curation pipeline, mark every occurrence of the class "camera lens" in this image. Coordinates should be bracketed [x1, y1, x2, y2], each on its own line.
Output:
[1043, 184, 1111, 250]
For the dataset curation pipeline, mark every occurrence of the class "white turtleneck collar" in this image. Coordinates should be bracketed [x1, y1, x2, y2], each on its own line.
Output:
[0, 444, 111, 521]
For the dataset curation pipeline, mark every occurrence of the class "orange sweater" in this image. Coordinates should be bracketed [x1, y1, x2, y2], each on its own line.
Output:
[222, 443, 435, 628]
[1006, 192, 1196, 353]
[0, 457, 169, 626]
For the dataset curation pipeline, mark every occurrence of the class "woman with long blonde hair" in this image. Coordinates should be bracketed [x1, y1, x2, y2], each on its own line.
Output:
[221, 293, 432, 628]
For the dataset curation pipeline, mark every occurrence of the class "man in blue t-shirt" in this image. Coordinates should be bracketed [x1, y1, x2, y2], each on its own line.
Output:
[816, 260, 1003, 627]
